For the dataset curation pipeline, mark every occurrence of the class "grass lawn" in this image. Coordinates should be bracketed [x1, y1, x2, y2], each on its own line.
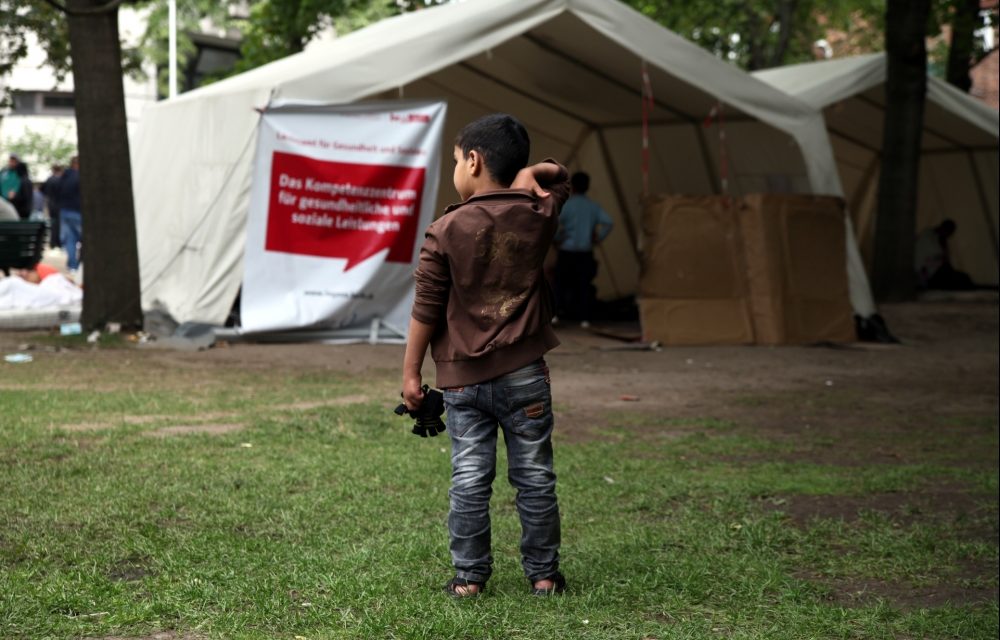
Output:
[0, 337, 997, 639]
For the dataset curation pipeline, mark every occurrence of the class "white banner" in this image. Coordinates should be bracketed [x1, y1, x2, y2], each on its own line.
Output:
[241, 101, 447, 334]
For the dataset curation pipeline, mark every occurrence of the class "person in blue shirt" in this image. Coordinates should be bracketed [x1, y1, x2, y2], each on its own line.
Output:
[554, 172, 612, 326]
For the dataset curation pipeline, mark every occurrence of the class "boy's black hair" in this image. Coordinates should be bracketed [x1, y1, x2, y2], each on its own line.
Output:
[454, 113, 530, 186]
[570, 172, 590, 193]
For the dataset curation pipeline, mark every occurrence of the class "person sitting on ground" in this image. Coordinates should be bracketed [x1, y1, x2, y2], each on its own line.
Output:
[914, 219, 974, 290]
[402, 113, 571, 599]
[554, 171, 613, 327]
[11, 262, 60, 284]
[0, 261, 81, 310]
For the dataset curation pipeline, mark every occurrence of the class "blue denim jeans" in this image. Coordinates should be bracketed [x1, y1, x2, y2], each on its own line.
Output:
[59, 209, 82, 270]
[443, 359, 561, 584]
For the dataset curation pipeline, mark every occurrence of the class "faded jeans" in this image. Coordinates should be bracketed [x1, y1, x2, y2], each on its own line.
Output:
[59, 209, 82, 270]
[443, 359, 561, 584]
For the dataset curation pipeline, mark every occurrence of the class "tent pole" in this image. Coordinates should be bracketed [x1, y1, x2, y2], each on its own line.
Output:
[828, 127, 882, 155]
[522, 33, 694, 124]
[694, 124, 722, 194]
[596, 128, 641, 263]
[596, 243, 623, 299]
[563, 125, 593, 168]
[849, 155, 881, 226]
[854, 93, 969, 149]
[966, 151, 1000, 264]
[420, 76, 579, 147]
[849, 156, 881, 273]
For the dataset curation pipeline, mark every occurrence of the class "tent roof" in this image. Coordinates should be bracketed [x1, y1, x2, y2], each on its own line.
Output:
[167, 0, 831, 166]
[754, 53, 999, 152]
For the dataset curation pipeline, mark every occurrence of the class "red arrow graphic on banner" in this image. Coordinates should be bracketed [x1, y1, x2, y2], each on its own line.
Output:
[265, 152, 426, 271]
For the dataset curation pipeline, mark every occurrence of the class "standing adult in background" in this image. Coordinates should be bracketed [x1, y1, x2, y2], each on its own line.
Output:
[554, 171, 613, 327]
[1, 154, 32, 219]
[41, 164, 64, 247]
[31, 184, 45, 219]
[13, 160, 33, 220]
[0, 154, 22, 213]
[56, 156, 83, 272]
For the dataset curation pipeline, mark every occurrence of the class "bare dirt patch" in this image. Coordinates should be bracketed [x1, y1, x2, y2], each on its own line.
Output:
[274, 393, 372, 411]
[107, 555, 154, 583]
[761, 489, 997, 532]
[145, 424, 245, 437]
[57, 422, 110, 432]
[802, 568, 998, 610]
[123, 412, 235, 425]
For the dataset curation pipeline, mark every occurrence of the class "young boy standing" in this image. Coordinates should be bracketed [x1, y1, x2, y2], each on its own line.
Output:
[401, 113, 570, 598]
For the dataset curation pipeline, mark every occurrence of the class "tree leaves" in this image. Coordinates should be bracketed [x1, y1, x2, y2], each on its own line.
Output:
[620, 0, 887, 69]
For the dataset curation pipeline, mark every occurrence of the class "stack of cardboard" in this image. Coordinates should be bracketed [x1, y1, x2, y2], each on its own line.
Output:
[639, 194, 855, 345]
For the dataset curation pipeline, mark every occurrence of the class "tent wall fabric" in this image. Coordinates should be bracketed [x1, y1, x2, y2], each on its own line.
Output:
[755, 53, 1000, 287]
[132, 0, 877, 327]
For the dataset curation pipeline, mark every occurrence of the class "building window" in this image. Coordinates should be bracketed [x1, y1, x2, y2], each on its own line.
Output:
[10, 91, 75, 115]
[41, 93, 75, 110]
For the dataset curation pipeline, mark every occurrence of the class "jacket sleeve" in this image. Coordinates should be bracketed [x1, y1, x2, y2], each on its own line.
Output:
[411, 222, 451, 325]
[540, 158, 571, 213]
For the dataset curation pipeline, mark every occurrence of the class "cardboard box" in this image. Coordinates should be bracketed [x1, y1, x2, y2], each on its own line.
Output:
[740, 194, 855, 344]
[639, 194, 855, 345]
[639, 196, 754, 345]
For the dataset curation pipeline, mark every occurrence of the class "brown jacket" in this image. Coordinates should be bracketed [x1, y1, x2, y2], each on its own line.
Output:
[411, 162, 570, 387]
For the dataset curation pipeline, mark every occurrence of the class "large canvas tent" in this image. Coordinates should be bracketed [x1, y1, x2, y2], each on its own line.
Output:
[755, 53, 1000, 286]
[132, 0, 877, 327]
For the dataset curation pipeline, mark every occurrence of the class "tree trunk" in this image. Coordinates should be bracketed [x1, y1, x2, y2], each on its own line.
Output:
[66, 0, 143, 330]
[872, 0, 932, 302]
[946, 0, 980, 92]
[769, 0, 800, 68]
[744, 3, 766, 71]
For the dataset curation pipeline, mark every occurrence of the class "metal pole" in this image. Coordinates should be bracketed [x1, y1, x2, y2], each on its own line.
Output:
[168, 0, 178, 99]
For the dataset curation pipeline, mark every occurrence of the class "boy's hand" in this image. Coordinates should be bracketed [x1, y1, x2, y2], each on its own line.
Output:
[512, 161, 567, 198]
[512, 170, 550, 198]
[402, 374, 425, 411]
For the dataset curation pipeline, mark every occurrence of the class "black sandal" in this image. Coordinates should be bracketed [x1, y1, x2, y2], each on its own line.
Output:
[531, 571, 566, 596]
[444, 576, 485, 598]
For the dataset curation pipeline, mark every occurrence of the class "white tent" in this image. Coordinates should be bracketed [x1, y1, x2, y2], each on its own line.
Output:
[756, 53, 1000, 286]
[132, 0, 876, 326]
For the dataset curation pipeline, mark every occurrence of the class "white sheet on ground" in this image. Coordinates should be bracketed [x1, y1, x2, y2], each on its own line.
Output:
[0, 274, 83, 310]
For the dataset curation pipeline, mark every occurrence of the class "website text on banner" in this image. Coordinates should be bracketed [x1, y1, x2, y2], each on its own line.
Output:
[241, 102, 447, 333]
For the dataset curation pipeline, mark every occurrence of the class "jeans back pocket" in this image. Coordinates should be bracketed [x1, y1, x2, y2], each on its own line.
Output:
[505, 377, 552, 435]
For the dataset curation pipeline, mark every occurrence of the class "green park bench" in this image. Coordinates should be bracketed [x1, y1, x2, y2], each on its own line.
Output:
[0, 221, 47, 274]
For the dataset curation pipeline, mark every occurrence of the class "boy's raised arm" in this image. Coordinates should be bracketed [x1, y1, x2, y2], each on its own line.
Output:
[511, 160, 568, 199]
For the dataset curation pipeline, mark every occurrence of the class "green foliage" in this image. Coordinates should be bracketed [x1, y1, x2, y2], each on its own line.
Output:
[619, 0, 887, 69]
[4, 127, 77, 173]
[0, 0, 71, 82]
[137, 0, 240, 96]
[233, 0, 446, 73]
[0, 0, 148, 101]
